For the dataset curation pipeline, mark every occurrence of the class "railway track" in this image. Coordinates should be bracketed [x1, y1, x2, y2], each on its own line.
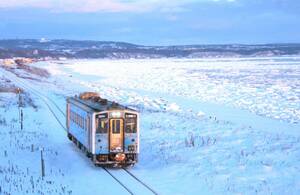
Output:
[122, 168, 158, 195]
[0, 68, 158, 195]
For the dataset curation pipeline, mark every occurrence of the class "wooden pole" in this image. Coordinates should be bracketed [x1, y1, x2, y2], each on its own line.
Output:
[41, 149, 45, 178]
[20, 109, 23, 130]
[17, 88, 21, 126]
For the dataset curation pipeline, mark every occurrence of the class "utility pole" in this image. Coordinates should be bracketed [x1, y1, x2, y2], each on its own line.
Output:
[41, 149, 45, 178]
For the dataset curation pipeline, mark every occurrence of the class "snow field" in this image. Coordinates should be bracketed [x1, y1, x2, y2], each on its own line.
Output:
[1, 57, 299, 194]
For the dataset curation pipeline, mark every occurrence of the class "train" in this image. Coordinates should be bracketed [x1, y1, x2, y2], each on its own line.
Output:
[66, 92, 139, 167]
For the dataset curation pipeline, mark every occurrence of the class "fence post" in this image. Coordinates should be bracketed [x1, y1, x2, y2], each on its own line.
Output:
[21, 109, 23, 130]
[41, 149, 45, 178]
[17, 88, 21, 126]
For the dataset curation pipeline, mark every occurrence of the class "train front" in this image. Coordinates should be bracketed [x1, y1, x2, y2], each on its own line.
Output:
[94, 110, 139, 166]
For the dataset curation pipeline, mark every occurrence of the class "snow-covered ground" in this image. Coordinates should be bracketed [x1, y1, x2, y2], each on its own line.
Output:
[1, 57, 300, 194]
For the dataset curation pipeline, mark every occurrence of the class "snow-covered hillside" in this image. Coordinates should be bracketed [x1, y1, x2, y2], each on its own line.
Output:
[1, 57, 300, 194]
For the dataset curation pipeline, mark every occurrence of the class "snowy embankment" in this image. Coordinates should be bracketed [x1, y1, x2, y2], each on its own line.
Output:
[0, 69, 138, 194]
[1, 57, 300, 194]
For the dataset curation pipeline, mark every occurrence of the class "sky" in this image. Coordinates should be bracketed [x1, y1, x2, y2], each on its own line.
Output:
[0, 0, 299, 45]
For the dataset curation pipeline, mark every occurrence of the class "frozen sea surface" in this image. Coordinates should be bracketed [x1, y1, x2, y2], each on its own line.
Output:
[0, 57, 299, 194]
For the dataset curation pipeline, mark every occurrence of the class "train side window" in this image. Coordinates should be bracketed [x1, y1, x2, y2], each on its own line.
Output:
[78, 115, 80, 127]
[79, 115, 81, 127]
[71, 111, 74, 122]
[83, 117, 85, 129]
[79, 116, 81, 128]
[85, 118, 88, 131]
[76, 114, 79, 126]
[80, 116, 82, 128]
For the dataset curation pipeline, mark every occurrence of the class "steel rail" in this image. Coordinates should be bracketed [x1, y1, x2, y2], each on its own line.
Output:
[122, 168, 158, 195]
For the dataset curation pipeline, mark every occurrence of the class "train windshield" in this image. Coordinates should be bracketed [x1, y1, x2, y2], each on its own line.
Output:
[96, 113, 108, 133]
[125, 113, 137, 133]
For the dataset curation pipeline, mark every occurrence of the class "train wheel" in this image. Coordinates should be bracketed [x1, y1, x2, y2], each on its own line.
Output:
[67, 133, 72, 141]
[86, 151, 92, 158]
[71, 136, 76, 143]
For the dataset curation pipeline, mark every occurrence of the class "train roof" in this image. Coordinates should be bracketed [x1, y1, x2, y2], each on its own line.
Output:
[68, 96, 137, 113]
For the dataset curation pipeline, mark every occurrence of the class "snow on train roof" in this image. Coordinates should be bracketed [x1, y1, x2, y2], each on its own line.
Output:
[68, 96, 136, 112]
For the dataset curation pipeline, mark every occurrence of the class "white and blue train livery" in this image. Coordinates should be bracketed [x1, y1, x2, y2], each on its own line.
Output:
[66, 92, 139, 166]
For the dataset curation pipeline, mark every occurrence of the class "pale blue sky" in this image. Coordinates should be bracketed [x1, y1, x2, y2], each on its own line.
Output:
[0, 0, 299, 45]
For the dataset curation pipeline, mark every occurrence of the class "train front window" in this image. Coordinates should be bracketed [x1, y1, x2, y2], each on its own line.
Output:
[96, 114, 108, 133]
[125, 114, 137, 133]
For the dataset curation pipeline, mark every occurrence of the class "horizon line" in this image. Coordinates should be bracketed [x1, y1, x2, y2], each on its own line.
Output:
[1, 38, 300, 47]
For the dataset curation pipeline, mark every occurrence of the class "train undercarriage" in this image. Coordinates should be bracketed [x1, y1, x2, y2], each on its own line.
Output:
[68, 133, 137, 167]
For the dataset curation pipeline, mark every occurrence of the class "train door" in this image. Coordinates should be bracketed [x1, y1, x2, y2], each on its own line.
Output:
[109, 119, 124, 152]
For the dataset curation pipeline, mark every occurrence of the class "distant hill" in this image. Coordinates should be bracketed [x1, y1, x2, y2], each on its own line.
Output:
[0, 39, 300, 59]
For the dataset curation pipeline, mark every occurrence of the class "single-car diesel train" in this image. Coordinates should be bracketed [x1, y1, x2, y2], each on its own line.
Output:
[66, 92, 139, 167]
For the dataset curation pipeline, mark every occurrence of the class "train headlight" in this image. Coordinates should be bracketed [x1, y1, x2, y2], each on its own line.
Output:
[115, 153, 126, 162]
[111, 111, 121, 118]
